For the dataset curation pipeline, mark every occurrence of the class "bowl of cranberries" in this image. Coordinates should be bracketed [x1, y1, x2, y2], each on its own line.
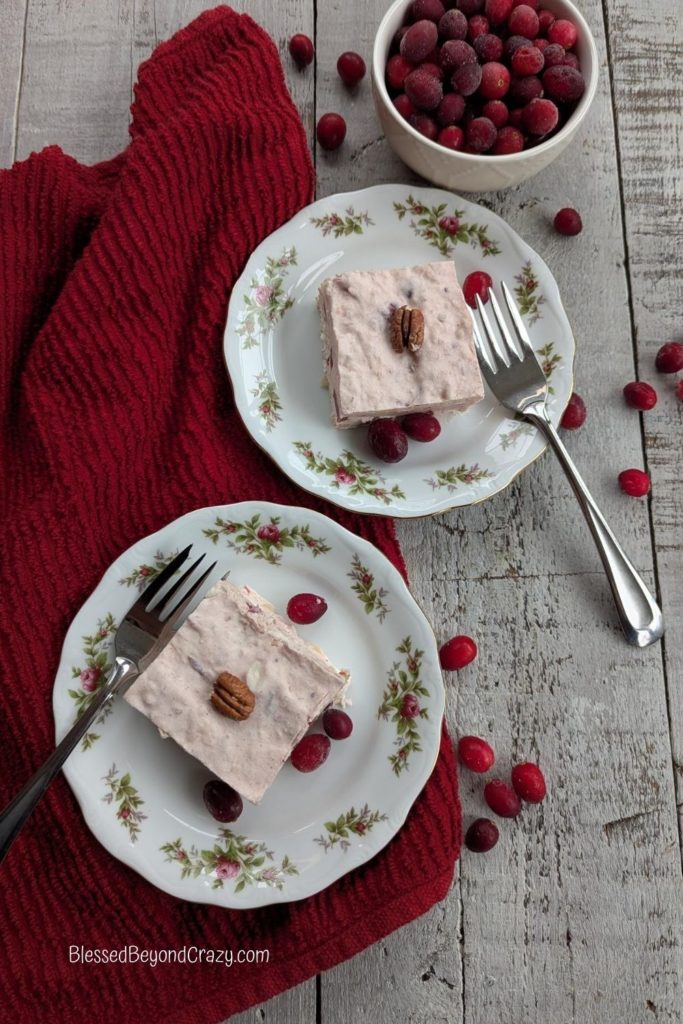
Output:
[372, 0, 598, 191]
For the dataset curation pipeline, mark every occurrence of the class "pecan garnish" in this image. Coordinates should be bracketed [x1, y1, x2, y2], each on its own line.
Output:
[390, 305, 425, 353]
[211, 671, 256, 720]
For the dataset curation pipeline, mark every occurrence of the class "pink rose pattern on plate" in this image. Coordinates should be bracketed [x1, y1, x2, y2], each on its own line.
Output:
[236, 246, 297, 350]
[119, 550, 179, 590]
[102, 764, 147, 842]
[347, 553, 390, 622]
[310, 206, 374, 238]
[314, 804, 388, 852]
[377, 638, 430, 776]
[203, 513, 331, 566]
[394, 194, 501, 258]
[160, 830, 299, 892]
[68, 612, 117, 750]
[293, 443, 406, 505]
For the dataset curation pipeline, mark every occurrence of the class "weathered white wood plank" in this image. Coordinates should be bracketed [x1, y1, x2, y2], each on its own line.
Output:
[0, 0, 28, 166]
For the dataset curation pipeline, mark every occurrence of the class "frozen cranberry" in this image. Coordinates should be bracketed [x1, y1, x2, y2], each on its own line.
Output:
[436, 91, 466, 124]
[458, 735, 495, 772]
[504, 33, 531, 58]
[474, 32, 504, 62]
[491, 124, 524, 152]
[439, 7, 468, 38]
[537, 7, 555, 33]
[401, 693, 422, 718]
[203, 780, 243, 823]
[479, 99, 507, 127]
[508, 3, 539, 38]
[542, 42, 567, 68]
[484, 778, 522, 817]
[386, 54, 415, 91]
[623, 381, 657, 410]
[522, 97, 558, 134]
[405, 68, 443, 109]
[291, 734, 331, 772]
[511, 44, 545, 76]
[512, 0, 538, 8]
[479, 62, 511, 99]
[457, 0, 484, 13]
[287, 592, 328, 624]
[511, 762, 546, 802]
[322, 707, 353, 740]
[547, 17, 577, 49]
[421, 61, 445, 80]
[441, 38, 477, 71]
[317, 113, 346, 150]
[507, 107, 524, 127]
[409, 112, 440, 139]
[618, 469, 651, 498]
[438, 125, 465, 150]
[563, 51, 580, 69]
[465, 818, 499, 853]
[534, 37, 549, 52]
[677, 379, 683, 401]
[411, 0, 446, 21]
[393, 93, 415, 118]
[542, 64, 585, 102]
[467, 13, 490, 39]
[402, 411, 442, 440]
[439, 634, 478, 669]
[452, 61, 483, 95]
[466, 115, 497, 150]
[368, 418, 409, 462]
[401, 19, 439, 62]
[560, 392, 586, 429]
[485, 0, 513, 25]
[288, 34, 314, 68]
[554, 207, 583, 235]
[462, 271, 492, 308]
[655, 341, 683, 373]
[508, 74, 543, 104]
[337, 51, 366, 86]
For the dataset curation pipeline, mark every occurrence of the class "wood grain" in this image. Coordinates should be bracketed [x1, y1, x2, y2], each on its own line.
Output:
[0, 0, 27, 166]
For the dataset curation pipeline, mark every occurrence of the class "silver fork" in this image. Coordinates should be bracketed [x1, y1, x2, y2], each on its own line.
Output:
[0, 544, 217, 864]
[471, 282, 663, 648]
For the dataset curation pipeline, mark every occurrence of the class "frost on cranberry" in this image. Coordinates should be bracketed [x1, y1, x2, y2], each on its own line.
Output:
[479, 61, 510, 99]
[437, 91, 466, 125]
[401, 19, 439, 62]
[466, 115, 497, 151]
[484, 0, 513, 26]
[288, 34, 314, 68]
[465, 818, 499, 852]
[452, 61, 483, 95]
[402, 411, 442, 440]
[467, 14, 490, 40]
[439, 633, 478, 669]
[316, 113, 347, 151]
[522, 97, 558, 135]
[542, 64, 585, 102]
[511, 762, 547, 802]
[507, 73, 543, 104]
[405, 68, 444, 109]
[337, 51, 366, 87]
[655, 341, 683, 373]
[547, 17, 578, 49]
[368, 418, 409, 462]
[491, 124, 524, 153]
[203, 780, 243, 823]
[458, 735, 495, 772]
[462, 270, 493, 308]
[474, 33, 504, 62]
[411, 0, 446, 22]
[323, 707, 354, 740]
[409, 112, 440, 139]
[542, 42, 568, 68]
[554, 207, 583, 235]
[508, 3, 540, 38]
[440, 38, 477, 71]
[623, 381, 658, 411]
[504, 33, 531, 58]
[421, 61, 445, 80]
[393, 93, 415, 118]
[291, 734, 331, 772]
[482, 99, 509, 127]
[287, 593, 328, 625]
[484, 778, 522, 818]
[511, 44, 545, 76]
[537, 7, 555, 33]
[618, 468, 651, 498]
[560, 392, 586, 429]
[439, 8, 468, 39]
[386, 54, 415, 91]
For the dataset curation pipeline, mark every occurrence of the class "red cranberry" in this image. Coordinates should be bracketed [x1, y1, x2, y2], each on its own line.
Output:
[421, 61, 445, 80]
[504, 33, 531, 58]
[368, 418, 409, 462]
[618, 468, 651, 497]
[438, 125, 465, 149]
[386, 54, 415, 91]
[393, 93, 415, 118]
[522, 97, 558, 135]
[458, 735, 495, 772]
[479, 62, 511, 100]
[452, 61, 483, 95]
[542, 42, 567, 68]
[337, 51, 366, 86]
[676, 379, 683, 401]
[508, 3, 539, 38]
[534, 37, 549, 52]
[288, 34, 314, 68]
[409, 112, 440, 139]
[465, 818, 500, 852]
[563, 51, 580, 69]
[437, 91, 466, 124]
[287, 593, 328, 624]
[537, 7, 555, 33]
[623, 381, 658, 410]
[474, 32, 504, 62]
[508, 74, 543, 104]
[322, 707, 353, 740]
[542, 65, 585, 102]
[401, 693, 421, 718]
[392, 25, 409, 52]
[405, 68, 443, 109]
[655, 341, 683, 373]
[560, 392, 586, 429]
[441, 38, 477, 71]
[291, 734, 331, 772]
[482, 99, 509, 127]
[484, 0, 513, 25]
[508, 107, 524, 127]
[512, 0, 538, 8]
[491, 124, 524, 152]
[511, 762, 546, 802]
[457, 0, 484, 14]
[317, 113, 346, 151]
[439, 7, 468, 38]
[467, 13, 490, 39]
[554, 207, 583, 235]
[439, 634, 478, 669]
[203, 780, 243, 823]
[401, 19, 439, 62]
[511, 44, 545, 76]
[484, 778, 522, 817]
[462, 271, 492, 308]
[402, 411, 442, 440]
[547, 17, 577, 49]
[466, 115, 497, 150]
[411, 0, 446, 21]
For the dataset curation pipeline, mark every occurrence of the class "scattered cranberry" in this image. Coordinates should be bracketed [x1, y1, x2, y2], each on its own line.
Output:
[458, 735, 495, 772]
[462, 270, 492, 308]
[291, 734, 331, 772]
[437, 91, 466, 125]
[393, 93, 415, 118]
[485, 0, 513, 26]
[466, 115, 497, 150]
[441, 38, 477, 71]
[511, 44, 545, 76]
[402, 411, 442, 440]
[386, 54, 415, 91]
[511, 762, 546, 802]
[491, 124, 524, 152]
[452, 61, 483, 95]
[474, 33, 504, 62]
[439, 634, 478, 669]
[465, 818, 499, 852]
[655, 341, 683, 373]
[537, 7, 555, 33]
[288, 34, 314, 68]
[507, 73, 543, 104]
[337, 51, 366, 86]
[560, 392, 586, 429]
[479, 61, 510, 99]
[676, 379, 683, 401]
[467, 13, 490, 39]
[203, 780, 243, 823]
[623, 381, 657, 411]
[547, 17, 577, 49]
[409, 112, 439, 139]
[522, 97, 558, 135]
[618, 468, 651, 497]
[554, 207, 583, 235]
[401, 693, 421, 718]
[439, 7, 468, 38]
[508, 3, 539, 38]
[368, 418, 409, 462]
[317, 113, 346, 151]
[411, 0, 446, 21]
[401, 19, 439, 62]
[438, 125, 465, 149]
[484, 778, 522, 817]
[287, 593, 328, 624]
[323, 707, 353, 740]
[405, 68, 444, 109]
[542, 64, 585, 103]
[482, 98, 509, 127]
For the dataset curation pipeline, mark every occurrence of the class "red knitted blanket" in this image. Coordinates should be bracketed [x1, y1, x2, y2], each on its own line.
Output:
[0, 8, 460, 1022]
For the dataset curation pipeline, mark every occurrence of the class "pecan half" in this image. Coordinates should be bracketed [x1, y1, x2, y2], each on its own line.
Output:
[390, 305, 425, 354]
[211, 671, 256, 721]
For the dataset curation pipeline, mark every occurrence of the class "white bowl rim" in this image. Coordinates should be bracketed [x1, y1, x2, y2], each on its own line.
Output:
[372, 0, 599, 164]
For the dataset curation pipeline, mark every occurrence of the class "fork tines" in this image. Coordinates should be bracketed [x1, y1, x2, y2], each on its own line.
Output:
[471, 281, 535, 373]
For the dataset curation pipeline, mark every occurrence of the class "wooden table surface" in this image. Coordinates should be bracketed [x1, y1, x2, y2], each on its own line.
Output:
[2, 1, 681, 1021]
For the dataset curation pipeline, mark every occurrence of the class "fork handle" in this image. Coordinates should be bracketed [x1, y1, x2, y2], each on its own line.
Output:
[0, 657, 137, 865]
[525, 408, 663, 647]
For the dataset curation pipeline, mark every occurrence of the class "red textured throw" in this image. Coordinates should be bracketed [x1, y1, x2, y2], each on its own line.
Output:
[0, 8, 460, 1023]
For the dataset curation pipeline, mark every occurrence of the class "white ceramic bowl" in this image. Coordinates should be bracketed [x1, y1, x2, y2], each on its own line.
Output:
[372, 0, 599, 192]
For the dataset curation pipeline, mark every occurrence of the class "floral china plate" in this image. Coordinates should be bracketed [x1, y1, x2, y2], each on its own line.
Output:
[224, 184, 574, 517]
[53, 502, 444, 908]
